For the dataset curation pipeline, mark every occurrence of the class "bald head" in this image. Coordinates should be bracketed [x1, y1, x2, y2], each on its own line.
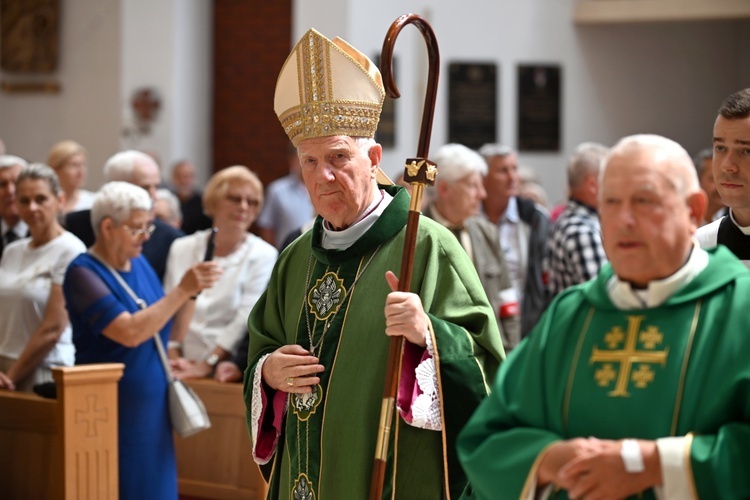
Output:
[103, 150, 161, 200]
[599, 134, 707, 287]
[602, 134, 700, 200]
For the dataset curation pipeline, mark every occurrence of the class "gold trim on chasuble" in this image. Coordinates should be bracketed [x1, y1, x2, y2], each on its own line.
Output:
[279, 31, 382, 144]
[563, 303, 702, 434]
[295, 252, 381, 500]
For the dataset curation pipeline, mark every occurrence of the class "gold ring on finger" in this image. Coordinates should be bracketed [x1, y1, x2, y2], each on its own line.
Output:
[286, 377, 294, 387]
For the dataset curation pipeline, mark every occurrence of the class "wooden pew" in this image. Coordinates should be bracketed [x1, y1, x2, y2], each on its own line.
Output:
[0, 363, 124, 499]
[176, 379, 267, 499]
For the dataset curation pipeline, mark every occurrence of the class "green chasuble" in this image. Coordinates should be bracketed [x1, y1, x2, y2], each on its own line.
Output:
[244, 186, 505, 500]
[458, 246, 750, 499]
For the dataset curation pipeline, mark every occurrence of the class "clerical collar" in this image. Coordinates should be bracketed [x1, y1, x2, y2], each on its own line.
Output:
[729, 209, 750, 235]
[321, 190, 392, 250]
[606, 241, 708, 309]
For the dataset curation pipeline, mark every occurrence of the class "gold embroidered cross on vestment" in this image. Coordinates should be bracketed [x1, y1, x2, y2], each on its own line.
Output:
[589, 315, 669, 397]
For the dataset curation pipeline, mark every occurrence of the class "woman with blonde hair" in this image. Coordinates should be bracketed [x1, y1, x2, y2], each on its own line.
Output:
[165, 165, 277, 378]
[47, 140, 95, 213]
[0, 164, 85, 391]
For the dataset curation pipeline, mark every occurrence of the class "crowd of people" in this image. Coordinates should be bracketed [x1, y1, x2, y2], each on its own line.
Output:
[1, 26, 749, 500]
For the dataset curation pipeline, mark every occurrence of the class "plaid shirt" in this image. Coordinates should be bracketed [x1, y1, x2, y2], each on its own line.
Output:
[546, 199, 607, 298]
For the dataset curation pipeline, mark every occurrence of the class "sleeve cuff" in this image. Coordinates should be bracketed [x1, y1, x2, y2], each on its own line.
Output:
[250, 354, 288, 464]
[397, 328, 442, 431]
[654, 435, 696, 500]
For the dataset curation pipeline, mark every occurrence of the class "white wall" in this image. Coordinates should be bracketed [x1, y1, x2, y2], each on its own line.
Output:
[0, 0, 121, 187]
[0, 0, 211, 190]
[121, 0, 212, 186]
[295, 0, 748, 205]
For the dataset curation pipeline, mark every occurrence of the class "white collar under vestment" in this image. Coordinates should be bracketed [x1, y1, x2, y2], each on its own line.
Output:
[729, 209, 750, 235]
[606, 240, 708, 309]
[321, 189, 392, 250]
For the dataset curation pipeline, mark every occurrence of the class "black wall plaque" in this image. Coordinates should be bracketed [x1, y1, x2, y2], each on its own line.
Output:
[448, 63, 497, 149]
[517, 65, 561, 151]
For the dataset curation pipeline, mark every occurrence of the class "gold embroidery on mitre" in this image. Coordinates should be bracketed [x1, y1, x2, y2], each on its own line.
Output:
[276, 29, 385, 146]
[307, 271, 347, 321]
[589, 316, 669, 397]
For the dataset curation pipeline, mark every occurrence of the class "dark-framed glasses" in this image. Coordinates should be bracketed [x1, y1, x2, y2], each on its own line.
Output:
[225, 194, 260, 207]
[121, 223, 156, 237]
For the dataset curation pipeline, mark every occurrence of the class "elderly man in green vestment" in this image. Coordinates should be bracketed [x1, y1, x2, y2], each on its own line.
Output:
[243, 29, 505, 500]
[458, 134, 750, 499]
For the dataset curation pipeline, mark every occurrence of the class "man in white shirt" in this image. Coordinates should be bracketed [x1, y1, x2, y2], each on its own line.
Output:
[479, 144, 550, 337]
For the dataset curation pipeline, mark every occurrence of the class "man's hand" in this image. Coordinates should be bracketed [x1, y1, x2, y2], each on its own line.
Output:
[537, 438, 595, 487]
[261, 344, 324, 394]
[384, 271, 429, 347]
[557, 438, 661, 500]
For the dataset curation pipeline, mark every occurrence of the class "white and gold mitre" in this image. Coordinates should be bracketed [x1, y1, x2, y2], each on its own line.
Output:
[274, 29, 386, 147]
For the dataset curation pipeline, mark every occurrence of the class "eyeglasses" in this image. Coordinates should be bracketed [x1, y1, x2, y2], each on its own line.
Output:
[121, 223, 156, 237]
[225, 194, 260, 207]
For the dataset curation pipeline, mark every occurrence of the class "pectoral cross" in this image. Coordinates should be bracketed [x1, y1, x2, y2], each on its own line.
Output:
[589, 315, 669, 397]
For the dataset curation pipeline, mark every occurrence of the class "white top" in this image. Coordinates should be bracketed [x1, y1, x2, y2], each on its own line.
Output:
[71, 189, 96, 212]
[498, 197, 529, 302]
[164, 229, 278, 360]
[0, 231, 85, 366]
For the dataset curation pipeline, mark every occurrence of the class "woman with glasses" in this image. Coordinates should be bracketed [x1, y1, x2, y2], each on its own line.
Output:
[63, 181, 221, 500]
[164, 166, 277, 380]
[0, 163, 85, 392]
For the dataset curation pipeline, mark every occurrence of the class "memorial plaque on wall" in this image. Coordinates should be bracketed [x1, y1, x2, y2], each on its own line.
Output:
[517, 65, 561, 151]
[374, 55, 396, 148]
[448, 63, 497, 149]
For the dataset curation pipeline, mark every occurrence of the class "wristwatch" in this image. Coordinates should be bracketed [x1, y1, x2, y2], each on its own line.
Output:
[205, 353, 220, 368]
[620, 439, 645, 473]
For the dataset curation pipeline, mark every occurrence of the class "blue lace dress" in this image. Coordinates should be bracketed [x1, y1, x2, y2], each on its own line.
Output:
[63, 253, 177, 500]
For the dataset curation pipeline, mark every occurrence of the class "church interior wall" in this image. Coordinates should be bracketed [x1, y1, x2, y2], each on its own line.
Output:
[0, 0, 122, 187]
[0, 0, 747, 205]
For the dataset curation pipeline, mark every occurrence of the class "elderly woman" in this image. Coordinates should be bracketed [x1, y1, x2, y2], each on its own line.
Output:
[0, 164, 85, 391]
[47, 140, 95, 213]
[63, 181, 220, 499]
[165, 166, 277, 379]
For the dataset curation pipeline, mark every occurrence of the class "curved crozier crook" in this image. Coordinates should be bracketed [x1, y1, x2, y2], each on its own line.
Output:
[380, 13, 440, 159]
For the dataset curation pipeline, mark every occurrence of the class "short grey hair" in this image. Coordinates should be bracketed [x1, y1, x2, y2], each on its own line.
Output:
[17, 163, 62, 196]
[91, 181, 152, 239]
[478, 143, 515, 161]
[692, 148, 713, 177]
[103, 150, 154, 182]
[603, 134, 699, 198]
[431, 143, 487, 184]
[568, 142, 609, 189]
[0, 155, 28, 171]
[155, 188, 182, 224]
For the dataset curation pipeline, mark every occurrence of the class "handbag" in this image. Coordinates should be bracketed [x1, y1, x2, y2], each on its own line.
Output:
[88, 252, 211, 438]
